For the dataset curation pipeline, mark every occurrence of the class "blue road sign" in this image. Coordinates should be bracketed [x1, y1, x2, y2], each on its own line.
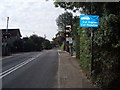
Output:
[80, 15, 99, 27]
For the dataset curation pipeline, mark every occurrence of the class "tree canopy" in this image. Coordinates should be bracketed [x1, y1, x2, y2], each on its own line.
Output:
[56, 12, 73, 31]
[54, 2, 120, 88]
[12, 34, 52, 52]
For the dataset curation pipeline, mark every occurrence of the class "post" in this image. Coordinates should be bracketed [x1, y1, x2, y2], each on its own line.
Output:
[4, 17, 9, 55]
[90, 0, 94, 76]
[6, 17, 9, 32]
[91, 27, 94, 75]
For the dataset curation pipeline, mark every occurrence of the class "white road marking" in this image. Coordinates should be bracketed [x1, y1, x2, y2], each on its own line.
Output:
[0, 56, 13, 61]
[0, 53, 41, 79]
[58, 51, 61, 88]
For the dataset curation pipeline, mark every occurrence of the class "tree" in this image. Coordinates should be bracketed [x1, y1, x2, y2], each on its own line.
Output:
[42, 39, 52, 50]
[56, 12, 73, 31]
[54, 12, 74, 50]
[54, 1, 120, 88]
[52, 31, 65, 47]
[30, 34, 45, 51]
[11, 34, 53, 52]
[12, 39, 23, 52]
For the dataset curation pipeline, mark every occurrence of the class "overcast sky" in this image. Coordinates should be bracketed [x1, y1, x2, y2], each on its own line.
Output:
[0, 0, 65, 41]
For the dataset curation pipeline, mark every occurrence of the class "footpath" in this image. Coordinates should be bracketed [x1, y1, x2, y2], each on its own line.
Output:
[58, 50, 98, 88]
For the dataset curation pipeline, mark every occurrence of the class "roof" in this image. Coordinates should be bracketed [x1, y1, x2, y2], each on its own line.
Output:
[1, 29, 22, 37]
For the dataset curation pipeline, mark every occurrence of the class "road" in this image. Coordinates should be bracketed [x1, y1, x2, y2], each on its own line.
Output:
[1, 50, 58, 88]
[1, 49, 96, 89]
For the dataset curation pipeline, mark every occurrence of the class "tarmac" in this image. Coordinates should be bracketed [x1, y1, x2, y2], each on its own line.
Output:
[58, 50, 98, 88]
[2, 50, 99, 89]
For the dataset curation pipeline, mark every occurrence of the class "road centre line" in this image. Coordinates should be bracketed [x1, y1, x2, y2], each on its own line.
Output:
[1, 54, 40, 75]
[0, 53, 41, 79]
[0, 58, 31, 76]
[0, 58, 33, 79]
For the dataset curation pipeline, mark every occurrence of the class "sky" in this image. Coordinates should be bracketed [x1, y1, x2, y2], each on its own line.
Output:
[0, 0, 65, 41]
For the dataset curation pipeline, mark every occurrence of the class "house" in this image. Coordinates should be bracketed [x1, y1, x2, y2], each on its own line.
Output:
[1, 29, 22, 56]
[2, 29, 22, 43]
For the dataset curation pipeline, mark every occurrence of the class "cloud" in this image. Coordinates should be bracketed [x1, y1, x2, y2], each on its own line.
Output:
[0, 0, 65, 41]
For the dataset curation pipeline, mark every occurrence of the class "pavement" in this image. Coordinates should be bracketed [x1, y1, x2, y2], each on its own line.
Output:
[58, 50, 97, 88]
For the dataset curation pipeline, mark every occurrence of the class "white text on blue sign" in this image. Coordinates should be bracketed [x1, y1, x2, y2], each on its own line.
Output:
[80, 15, 99, 27]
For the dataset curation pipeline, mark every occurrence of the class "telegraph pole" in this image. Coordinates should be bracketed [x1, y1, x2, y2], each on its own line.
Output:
[6, 17, 9, 32]
[90, 0, 95, 77]
[4, 17, 9, 55]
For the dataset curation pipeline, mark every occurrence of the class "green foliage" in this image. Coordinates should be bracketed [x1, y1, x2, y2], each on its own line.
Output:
[72, 19, 80, 59]
[24, 39, 34, 51]
[60, 42, 64, 50]
[53, 12, 74, 48]
[93, 14, 120, 88]
[42, 40, 52, 50]
[12, 34, 52, 52]
[12, 39, 23, 52]
[54, 1, 120, 88]
[52, 31, 65, 47]
[90, 3, 120, 88]
[56, 12, 73, 31]
[79, 28, 91, 76]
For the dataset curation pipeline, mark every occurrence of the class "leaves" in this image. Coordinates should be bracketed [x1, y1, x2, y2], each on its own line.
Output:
[54, 2, 120, 88]
[12, 34, 52, 52]
[56, 12, 73, 31]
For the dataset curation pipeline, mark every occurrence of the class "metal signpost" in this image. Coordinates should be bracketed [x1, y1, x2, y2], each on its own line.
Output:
[80, 15, 99, 76]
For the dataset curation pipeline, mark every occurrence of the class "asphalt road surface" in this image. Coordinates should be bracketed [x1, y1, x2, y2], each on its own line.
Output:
[1, 50, 58, 88]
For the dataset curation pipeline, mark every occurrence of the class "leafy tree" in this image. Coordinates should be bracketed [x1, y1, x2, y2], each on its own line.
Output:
[52, 31, 65, 47]
[12, 34, 52, 52]
[55, 11, 75, 51]
[72, 16, 80, 59]
[54, 1, 120, 88]
[12, 39, 23, 52]
[56, 12, 73, 31]
[24, 39, 34, 52]
[30, 34, 45, 51]
[42, 39, 52, 50]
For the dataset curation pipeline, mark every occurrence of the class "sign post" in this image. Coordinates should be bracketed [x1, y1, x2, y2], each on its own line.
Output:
[80, 15, 99, 76]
